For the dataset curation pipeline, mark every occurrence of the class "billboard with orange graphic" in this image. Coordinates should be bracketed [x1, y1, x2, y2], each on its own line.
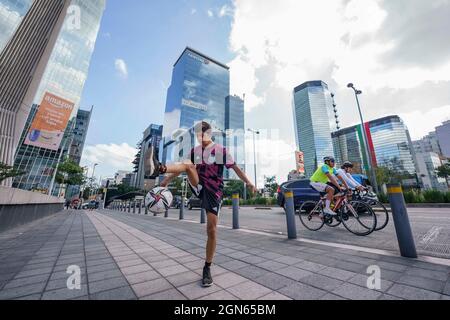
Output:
[24, 92, 74, 151]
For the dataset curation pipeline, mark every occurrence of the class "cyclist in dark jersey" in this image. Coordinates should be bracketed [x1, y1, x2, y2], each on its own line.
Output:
[147, 121, 256, 287]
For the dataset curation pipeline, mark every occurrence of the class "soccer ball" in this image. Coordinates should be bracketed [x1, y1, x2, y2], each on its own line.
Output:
[145, 187, 173, 214]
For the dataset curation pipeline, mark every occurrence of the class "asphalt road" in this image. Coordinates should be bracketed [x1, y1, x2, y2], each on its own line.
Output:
[165, 206, 450, 260]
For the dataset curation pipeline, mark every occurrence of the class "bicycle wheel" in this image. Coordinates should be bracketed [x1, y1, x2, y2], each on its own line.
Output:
[367, 199, 389, 231]
[298, 201, 325, 231]
[325, 213, 342, 228]
[341, 201, 377, 236]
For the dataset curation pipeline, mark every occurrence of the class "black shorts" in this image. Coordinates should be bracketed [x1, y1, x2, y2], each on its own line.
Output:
[189, 183, 222, 216]
[326, 182, 340, 195]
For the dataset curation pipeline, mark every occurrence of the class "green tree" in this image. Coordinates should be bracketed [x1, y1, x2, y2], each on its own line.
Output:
[0, 162, 25, 183]
[264, 176, 278, 197]
[437, 163, 450, 180]
[55, 158, 86, 187]
[224, 180, 245, 198]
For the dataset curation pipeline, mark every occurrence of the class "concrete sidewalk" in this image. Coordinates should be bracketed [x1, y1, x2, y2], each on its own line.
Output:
[0, 209, 449, 300]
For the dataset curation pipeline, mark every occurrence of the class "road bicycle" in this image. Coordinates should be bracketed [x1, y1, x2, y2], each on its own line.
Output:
[298, 191, 377, 236]
[352, 188, 389, 232]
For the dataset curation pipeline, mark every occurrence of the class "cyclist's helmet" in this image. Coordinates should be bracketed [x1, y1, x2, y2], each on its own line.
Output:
[323, 156, 335, 163]
[342, 161, 354, 169]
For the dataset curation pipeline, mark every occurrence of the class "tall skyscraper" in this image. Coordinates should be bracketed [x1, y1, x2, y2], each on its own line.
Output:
[69, 107, 93, 165]
[0, 0, 71, 176]
[12, 0, 106, 194]
[225, 95, 246, 179]
[162, 47, 231, 164]
[436, 120, 450, 158]
[293, 81, 335, 177]
[137, 124, 163, 190]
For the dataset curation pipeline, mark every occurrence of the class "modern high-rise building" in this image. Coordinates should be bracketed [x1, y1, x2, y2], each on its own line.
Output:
[415, 152, 447, 191]
[0, 0, 71, 178]
[162, 47, 231, 163]
[332, 126, 366, 174]
[333, 115, 419, 186]
[136, 124, 163, 190]
[293, 81, 335, 177]
[225, 95, 246, 179]
[11, 0, 106, 194]
[436, 120, 450, 158]
[69, 107, 93, 165]
[413, 132, 442, 156]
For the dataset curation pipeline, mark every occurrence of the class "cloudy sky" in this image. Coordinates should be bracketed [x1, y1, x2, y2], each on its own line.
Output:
[80, 0, 450, 185]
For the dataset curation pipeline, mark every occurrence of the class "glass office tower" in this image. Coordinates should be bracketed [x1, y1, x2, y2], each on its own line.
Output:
[333, 115, 418, 185]
[162, 47, 230, 164]
[225, 95, 245, 179]
[293, 81, 335, 177]
[13, 0, 106, 194]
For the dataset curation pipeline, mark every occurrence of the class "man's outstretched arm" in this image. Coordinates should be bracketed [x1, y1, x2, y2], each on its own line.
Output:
[231, 165, 257, 194]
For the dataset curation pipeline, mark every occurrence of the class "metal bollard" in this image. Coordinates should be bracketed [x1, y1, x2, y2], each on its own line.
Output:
[232, 194, 240, 230]
[145, 205, 148, 215]
[284, 191, 297, 239]
[201, 207, 206, 224]
[133, 201, 136, 214]
[139, 201, 142, 214]
[387, 184, 417, 258]
[128, 202, 131, 213]
[179, 197, 184, 220]
[164, 209, 169, 218]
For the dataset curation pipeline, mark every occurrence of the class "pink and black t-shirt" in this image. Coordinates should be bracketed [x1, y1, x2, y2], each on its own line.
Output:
[190, 143, 235, 199]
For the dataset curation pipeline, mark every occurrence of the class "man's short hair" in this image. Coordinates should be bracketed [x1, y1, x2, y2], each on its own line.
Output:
[194, 121, 212, 133]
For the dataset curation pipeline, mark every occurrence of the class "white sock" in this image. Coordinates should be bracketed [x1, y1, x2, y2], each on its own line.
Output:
[326, 200, 331, 210]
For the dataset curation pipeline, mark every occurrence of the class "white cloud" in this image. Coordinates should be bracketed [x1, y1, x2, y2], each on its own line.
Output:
[400, 105, 450, 140]
[114, 58, 128, 79]
[229, 0, 450, 96]
[191, 8, 197, 15]
[219, 5, 233, 17]
[207, 9, 214, 18]
[81, 143, 137, 178]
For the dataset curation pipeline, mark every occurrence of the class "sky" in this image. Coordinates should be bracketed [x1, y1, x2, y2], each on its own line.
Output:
[80, 0, 450, 185]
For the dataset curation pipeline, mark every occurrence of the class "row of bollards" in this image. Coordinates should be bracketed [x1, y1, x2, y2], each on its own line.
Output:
[282, 183, 417, 259]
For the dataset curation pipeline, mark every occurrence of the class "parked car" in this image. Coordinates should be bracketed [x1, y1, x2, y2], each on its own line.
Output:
[277, 179, 320, 209]
[171, 196, 182, 209]
[187, 196, 202, 210]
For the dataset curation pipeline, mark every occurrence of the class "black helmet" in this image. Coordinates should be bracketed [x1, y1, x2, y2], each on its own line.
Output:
[342, 161, 354, 169]
[323, 156, 335, 163]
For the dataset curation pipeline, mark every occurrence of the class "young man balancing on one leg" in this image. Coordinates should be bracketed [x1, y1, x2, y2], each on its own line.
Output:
[147, 121, 257, 287]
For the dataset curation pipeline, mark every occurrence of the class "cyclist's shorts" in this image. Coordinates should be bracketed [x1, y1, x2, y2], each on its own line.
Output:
[310, 182, 340, 195]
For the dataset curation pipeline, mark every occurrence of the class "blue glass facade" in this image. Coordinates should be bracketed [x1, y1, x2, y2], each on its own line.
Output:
[225, 95, 245, 179]
[333, 116, 419, 185]
[162, 47, 231, 164]
[12, 0, 106, 195]
[293, 81, 335, 177]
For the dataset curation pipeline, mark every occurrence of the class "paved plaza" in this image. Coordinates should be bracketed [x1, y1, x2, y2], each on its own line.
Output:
[0, 209, 449, 300]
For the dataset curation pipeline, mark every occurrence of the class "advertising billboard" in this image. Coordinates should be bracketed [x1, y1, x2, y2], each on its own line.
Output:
[24, 92, 74, 151]
[295, 151, 305, 175]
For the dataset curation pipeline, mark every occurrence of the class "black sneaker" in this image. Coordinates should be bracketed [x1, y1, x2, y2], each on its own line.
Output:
[202, 266, 213, 287]
[145, 146, 162, 178]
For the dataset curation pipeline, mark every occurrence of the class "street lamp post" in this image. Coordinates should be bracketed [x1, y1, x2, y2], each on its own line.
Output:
[89, 163, 98, 199]
[248, 129, 260, 191]
[347, 83, 379, 194]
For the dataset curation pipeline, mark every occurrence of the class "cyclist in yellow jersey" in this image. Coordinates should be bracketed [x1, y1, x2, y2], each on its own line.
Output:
[310, 156, 349, 216]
